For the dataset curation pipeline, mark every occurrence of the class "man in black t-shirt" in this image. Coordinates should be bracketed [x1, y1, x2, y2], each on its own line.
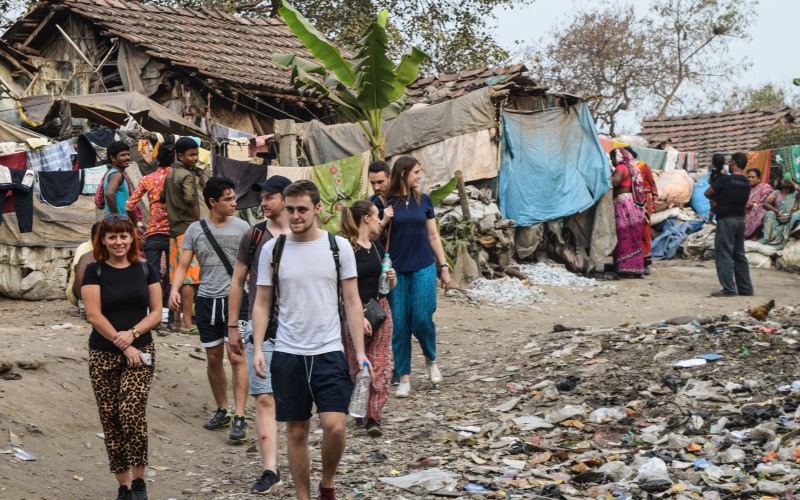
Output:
[705, 152, 754, 297]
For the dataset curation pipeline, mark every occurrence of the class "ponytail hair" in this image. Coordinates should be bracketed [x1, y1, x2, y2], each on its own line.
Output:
[339, 200, 375, 251]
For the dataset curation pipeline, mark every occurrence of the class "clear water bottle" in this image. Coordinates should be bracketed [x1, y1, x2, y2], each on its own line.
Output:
[348, 362, 371, 418]
[378, 253, 392, 295]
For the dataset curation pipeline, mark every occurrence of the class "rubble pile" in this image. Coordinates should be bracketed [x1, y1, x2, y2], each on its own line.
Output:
[436, 186, 516, 271]
[336, 305, 800, 498]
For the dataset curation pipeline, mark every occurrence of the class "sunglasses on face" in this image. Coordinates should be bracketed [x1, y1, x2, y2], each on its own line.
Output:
[103, 213, 130, 222]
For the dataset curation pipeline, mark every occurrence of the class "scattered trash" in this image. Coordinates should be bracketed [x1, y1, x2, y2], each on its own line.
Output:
[673, 358, 707, 368]
[13, 448, 37, 461]
[49, 323, 74, 330]
[379, 469, 459, 494]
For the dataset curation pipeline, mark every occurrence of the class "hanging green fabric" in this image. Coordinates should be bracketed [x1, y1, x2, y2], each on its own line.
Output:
[774, 146, 800, 182]
[312, 151, 371, 233]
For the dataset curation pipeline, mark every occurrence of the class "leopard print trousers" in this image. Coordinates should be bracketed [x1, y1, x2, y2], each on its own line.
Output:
[89, 344, 155, 473]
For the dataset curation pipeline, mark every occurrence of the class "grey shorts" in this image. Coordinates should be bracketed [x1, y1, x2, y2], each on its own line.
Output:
[244, 320, 275, 396]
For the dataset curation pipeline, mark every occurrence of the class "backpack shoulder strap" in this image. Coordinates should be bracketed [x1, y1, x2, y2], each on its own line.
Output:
[269, 234, 287, 320]
[328, 232, 342, 316]
[247, 220, 269, 268]
[200, 219, 234, 276]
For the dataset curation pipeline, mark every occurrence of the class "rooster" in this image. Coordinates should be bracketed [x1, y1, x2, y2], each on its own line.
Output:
[747, 299, 775, 321]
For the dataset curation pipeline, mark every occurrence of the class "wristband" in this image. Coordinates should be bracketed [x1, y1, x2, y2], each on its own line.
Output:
[227, 325, 239, 329]
[439, 264, 448, 269]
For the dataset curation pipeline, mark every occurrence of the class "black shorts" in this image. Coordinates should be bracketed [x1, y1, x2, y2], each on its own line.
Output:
[270, 351, 354, 422]
[195, 295, 247, 348]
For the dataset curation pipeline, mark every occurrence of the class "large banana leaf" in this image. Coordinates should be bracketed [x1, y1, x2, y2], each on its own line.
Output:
[278, 1, 357, 87]
[430, 176, 459, 207]
[272, 54, 326, 76]
[353, 10, 396, 111]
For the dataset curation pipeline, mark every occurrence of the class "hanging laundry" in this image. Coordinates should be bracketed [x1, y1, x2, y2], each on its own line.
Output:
[198, 147, 211, 166]
[25, 137, 49, 150]
[37, 170, 85, 208]
[0, 151, 27, 215]
[227, 142, 251, 162]
[211, 154, 267, 210]
[267, 165, 313, 183]
[747, 149, 772, 183]
[248, 134, 275, 158]
[630, 146, 668, 170]
[774, 146, 800, 182]
[82, 165, 108, 195]
[0, 142, 15, 155]
[0, 166, 35, 232]
[27, 140, 74, 172]
[76, 128, 115, 169]
[312, 151, 371, 233]
[211, 123, 254, 140]
[598, 137, 614, 154]
[664, 150, 680, 171]
[685, 152, 699, 172]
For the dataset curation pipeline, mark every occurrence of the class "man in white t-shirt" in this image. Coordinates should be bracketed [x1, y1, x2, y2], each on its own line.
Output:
[252, 180, 369, 500]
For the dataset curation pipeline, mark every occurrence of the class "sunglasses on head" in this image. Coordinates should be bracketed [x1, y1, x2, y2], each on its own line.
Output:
[103, 213, 130, 223]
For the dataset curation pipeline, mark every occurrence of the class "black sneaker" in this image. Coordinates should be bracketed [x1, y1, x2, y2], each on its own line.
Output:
[366, 419, 383, 437]
[711, 289, 737, 297]
[116, 485, 132, 500]
[251, 469, 282, 494]
[203, 408, 231, 430]
[228, 415, 247, 442]
[131, 478, 147, 500]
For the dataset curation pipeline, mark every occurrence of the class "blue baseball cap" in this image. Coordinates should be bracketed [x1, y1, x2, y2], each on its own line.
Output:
[252, 175, 292, 194]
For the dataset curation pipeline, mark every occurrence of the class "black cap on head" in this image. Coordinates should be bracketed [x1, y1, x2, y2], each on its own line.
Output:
[252, 175, 292, 194]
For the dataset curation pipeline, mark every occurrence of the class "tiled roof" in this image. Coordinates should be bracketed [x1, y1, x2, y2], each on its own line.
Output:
[407, 63, 534, 105]
[640, 107, 794, 155]
[2, 0, 315, 97]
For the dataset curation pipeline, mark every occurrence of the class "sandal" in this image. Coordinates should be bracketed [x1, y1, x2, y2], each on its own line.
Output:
[182, 326, 199, 335]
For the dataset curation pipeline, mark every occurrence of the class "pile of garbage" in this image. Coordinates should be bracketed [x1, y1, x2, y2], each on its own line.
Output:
[338, 305, 800, 498]
[436, 185, 516, 275]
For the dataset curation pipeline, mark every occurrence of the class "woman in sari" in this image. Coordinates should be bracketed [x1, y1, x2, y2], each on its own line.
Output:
[743, 168, 773, 239]
[627, 147, 659, 272]
[611, 148, 647, 278]
[761, 178, 800, 247]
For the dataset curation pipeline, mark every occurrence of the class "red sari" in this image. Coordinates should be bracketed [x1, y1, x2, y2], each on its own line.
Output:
[638, 161, 658, 263]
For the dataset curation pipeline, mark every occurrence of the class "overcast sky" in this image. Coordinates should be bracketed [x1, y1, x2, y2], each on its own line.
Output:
[493, 0, 798, 132]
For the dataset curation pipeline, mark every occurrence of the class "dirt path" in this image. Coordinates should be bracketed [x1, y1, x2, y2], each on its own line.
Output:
[0, 260, 796, 499]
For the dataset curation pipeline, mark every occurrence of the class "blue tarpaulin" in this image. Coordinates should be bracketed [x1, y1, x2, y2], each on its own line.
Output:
[499, 102, 611, 226]
[652, 219, 705, 260]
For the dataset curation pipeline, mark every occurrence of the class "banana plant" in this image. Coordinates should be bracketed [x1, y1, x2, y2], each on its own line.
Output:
[273, 1, 428, 160]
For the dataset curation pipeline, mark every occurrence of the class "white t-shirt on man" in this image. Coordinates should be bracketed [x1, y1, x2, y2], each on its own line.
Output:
[256, 232, 357, 355]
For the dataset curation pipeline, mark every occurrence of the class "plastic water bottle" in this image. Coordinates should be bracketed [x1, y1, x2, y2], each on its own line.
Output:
[348, 362, 371, 418]
[378, 253, 392, 295]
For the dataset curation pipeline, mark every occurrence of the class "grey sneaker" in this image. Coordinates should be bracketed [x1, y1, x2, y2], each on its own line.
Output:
[251, 469, 282, 494]
[228, 415, 247, 443]
[203, 408, 231, 430]
[131, 478, 147, 500]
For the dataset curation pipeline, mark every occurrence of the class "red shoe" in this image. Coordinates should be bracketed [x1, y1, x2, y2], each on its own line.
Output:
[319, 484, 336, 500]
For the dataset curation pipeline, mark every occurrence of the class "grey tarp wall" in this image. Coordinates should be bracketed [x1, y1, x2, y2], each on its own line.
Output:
[302, 87, 496, 165]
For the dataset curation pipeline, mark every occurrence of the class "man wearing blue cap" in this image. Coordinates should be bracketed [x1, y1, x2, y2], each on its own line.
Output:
[227, 175, 292, 494]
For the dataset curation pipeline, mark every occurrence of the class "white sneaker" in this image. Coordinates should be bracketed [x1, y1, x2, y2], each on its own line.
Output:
[396, 379, 411, 398]
[427, 361, 442, 384]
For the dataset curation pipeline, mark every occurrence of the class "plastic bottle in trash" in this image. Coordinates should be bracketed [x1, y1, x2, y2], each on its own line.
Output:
[377, 253, 392, 295]
[348, 362, 371, 418]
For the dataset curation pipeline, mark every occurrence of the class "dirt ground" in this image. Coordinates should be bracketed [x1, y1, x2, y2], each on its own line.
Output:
[0, 260, 797, 499]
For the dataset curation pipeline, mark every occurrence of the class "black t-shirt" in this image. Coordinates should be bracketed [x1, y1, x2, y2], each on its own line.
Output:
[355, 241, 386, 305]
[82, 261, 159, 351]
[711, 174, 750, 219]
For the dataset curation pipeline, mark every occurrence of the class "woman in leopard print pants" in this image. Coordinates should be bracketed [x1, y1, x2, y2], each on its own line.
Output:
[82, 213, 162, 500]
